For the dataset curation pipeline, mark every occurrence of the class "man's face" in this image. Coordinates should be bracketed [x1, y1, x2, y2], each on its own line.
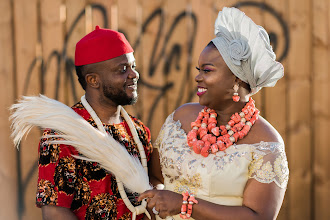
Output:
[97, 53, 139, 106]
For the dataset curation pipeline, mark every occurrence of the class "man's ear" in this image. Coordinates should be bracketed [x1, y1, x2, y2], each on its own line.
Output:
[85, 73, 100, 88]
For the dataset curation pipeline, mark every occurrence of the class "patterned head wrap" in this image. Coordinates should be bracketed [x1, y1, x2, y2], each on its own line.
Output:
[211, 7, 284, 94]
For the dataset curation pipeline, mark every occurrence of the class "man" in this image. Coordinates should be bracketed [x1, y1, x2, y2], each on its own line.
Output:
[36, 26, 153, 219]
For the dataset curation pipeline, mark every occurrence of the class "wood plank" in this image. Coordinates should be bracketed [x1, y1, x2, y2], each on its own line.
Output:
[263, 1, 290, 219]
[0, 0, 18, 219]
[189, 0, 214, 104]
[137, 0, 167, 142]
[40, 0, 64, 100]
[287, 0, 312, 218]
[65, 0, 87, 105]
[12, 0, 42, 219]
[16, 1, 64, 219]
[117, 0, 141, 117]
[24, 2, 65, 219]
[14, 0, 39, 96]
[88, 0, 113, 29]
[163, 0, 190, 115]
[312, 0, 330, 219]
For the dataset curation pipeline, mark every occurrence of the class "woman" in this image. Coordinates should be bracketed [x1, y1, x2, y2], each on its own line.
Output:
[139, 7, 289, 220]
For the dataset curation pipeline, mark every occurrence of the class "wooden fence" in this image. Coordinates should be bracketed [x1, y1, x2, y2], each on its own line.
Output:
[0, 0, 329, 219]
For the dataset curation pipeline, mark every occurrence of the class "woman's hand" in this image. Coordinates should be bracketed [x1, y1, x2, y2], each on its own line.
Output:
[138, 189, 182, 219]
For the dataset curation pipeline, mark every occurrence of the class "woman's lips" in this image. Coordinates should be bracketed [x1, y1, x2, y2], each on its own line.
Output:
[197, 87, 207, 96]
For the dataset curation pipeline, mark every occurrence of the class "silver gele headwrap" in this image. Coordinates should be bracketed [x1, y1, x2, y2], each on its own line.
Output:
[211, 7, 284, 95]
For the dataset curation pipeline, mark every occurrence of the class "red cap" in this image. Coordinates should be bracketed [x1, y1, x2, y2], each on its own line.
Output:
[75, 26, 134, 66]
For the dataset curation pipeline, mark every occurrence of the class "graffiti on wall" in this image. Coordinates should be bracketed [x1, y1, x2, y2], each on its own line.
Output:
[17, 2, 289, 218]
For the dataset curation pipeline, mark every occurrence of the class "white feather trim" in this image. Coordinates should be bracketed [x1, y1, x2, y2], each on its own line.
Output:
[10, 95, 152, 193]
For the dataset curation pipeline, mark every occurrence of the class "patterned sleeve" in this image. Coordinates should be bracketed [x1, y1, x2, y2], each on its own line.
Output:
[36, 129, 78, 208]
[248, 142, 289, 189]
[130, 116, 153, 161]
[143, 124, 153, 161]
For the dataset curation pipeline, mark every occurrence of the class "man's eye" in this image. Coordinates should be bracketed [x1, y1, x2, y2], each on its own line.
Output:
[132, 64, 136, 69]
[121, 66, 127, 73]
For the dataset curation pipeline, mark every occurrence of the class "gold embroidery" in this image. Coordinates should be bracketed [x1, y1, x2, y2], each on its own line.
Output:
[249, 152, 289, 188]
[248, 157, 263, 177]
[274, 154, 289, 186]
[256, 161, 276, 181]
[174, 174, 202, 195]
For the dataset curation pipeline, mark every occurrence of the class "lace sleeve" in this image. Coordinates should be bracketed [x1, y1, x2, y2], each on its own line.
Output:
[248, 142, 289, 189]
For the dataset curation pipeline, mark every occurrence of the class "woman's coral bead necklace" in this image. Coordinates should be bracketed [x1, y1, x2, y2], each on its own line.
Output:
[187, 98, 259, 157]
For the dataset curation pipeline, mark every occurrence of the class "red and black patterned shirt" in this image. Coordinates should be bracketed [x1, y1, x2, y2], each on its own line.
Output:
[36, 102, 152, 220]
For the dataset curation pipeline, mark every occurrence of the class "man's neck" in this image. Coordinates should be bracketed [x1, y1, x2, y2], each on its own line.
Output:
[84, 93, 122, 125]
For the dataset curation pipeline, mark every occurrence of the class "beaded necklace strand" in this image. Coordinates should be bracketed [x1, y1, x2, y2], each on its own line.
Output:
[187, 98, 259, 157]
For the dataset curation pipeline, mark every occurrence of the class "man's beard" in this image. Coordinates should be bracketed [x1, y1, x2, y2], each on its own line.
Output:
[102, 84, 138, 106]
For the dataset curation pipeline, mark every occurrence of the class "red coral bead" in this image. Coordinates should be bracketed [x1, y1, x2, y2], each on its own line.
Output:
[199, 128, 208, 139]
[208, 122, 216, 132]
[200, 146, 210, 157]
[228, 120, 235, 127]
[211, 144, 218, 154]
[232, 95, 240, 102]
[204, 141, 211, 148]
[209, 136, 217, 144]
[238, 131, 245, 139]
[211, 127, 220, 136]
[233, 133, 240, 142]
[202, 134, 212, 142]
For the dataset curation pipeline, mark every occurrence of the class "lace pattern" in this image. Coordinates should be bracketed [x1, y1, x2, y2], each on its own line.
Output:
[248, 142, 289, 188]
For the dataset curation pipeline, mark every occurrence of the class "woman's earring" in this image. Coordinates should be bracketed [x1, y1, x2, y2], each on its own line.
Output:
[232, 84, 240, 102]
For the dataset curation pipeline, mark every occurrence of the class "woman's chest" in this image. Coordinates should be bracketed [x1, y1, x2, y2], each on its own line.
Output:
[159, 136, 253, 196]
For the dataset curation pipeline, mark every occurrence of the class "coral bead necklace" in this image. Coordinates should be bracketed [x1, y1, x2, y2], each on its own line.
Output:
[187, 98, 259, 157]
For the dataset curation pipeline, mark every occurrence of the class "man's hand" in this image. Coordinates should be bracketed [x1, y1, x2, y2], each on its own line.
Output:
[138, 189, 182, 219]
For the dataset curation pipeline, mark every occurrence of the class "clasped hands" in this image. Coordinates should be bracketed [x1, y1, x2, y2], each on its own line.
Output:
[138, 189, 182, 219]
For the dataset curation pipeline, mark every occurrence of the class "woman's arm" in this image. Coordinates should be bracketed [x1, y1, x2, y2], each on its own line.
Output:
[148, 148, 164, 187]
[139, 179, 286, 220]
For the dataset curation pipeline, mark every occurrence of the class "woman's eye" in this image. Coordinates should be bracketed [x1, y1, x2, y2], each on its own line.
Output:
[196, 67, 211, 73]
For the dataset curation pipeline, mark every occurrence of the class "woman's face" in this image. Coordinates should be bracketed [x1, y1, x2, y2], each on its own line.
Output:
[195, 44, 236, 110]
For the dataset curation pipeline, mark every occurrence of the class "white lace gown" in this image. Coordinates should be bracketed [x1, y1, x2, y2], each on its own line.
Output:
[154, 113, 289, 220]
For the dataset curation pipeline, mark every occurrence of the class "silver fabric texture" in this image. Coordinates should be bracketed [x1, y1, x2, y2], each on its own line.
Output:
[211, 7, 284, 94]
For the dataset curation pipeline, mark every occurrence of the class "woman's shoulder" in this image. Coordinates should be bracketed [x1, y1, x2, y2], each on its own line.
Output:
[246, 115, 284, 144]
[173, 103, 204, 121]
[173, 103, 204, 133]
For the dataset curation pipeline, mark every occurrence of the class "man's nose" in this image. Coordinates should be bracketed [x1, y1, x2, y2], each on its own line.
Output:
[129, 69, 139, 80]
